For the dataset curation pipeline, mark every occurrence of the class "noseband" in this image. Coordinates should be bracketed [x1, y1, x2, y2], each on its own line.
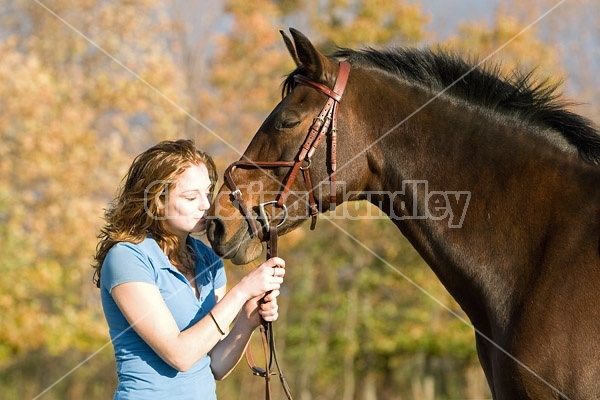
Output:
[223, 61, 351, 240]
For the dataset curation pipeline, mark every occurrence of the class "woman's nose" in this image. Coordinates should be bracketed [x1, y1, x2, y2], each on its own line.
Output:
[199, 193, 211, 210]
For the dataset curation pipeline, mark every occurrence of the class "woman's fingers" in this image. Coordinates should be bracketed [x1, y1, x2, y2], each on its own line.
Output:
[259, 289, 280, 321]
[262, 289, 280, 303]
[257, 259, 285, 290]
[259, 301, 279, 321]
[239, 258, 286, 301]
[262, 257, 285, 269]
[260, 311, 278, 322]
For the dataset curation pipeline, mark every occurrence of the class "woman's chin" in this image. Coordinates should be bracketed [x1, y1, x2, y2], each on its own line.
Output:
[191, 219, 207, 233]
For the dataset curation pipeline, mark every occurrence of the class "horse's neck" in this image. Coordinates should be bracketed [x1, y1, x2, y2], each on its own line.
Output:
[367, 96, 583, 332]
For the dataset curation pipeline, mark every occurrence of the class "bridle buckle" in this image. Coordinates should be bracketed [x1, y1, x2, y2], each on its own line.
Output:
[258, 201, 288, 232]
[300, 158, 311, 171]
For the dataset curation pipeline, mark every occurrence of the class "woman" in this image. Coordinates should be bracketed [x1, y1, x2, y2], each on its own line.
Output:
[93, 139, 285, 399]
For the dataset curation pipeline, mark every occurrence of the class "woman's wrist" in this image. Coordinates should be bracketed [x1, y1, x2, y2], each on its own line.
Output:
[238, 308, 260, 331]
[208, 311, 226, 335]
[226, 284, 251, 306]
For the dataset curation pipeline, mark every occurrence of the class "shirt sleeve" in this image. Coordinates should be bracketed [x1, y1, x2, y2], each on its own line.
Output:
[101, 242, 156, 293]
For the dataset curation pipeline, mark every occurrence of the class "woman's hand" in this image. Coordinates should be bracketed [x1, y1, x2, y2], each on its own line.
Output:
[235, 257, 286, 327]
[243, 290, 280, 327]
[208, 259, 286, 378]
[236, 257, 285, 300]
[258, 290, 280, 322]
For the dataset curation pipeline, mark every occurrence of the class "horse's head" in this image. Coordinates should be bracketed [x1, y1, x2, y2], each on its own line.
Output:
[207, 28, 369, 264]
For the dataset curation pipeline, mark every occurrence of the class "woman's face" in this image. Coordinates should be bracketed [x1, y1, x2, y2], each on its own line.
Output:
[164, 163, 212, 238]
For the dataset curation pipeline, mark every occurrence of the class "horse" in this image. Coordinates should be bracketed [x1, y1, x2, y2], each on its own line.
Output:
[207, 28, 600, 399]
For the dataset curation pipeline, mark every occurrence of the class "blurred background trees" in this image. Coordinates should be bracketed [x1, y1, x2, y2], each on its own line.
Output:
[0, 0, 597, 398]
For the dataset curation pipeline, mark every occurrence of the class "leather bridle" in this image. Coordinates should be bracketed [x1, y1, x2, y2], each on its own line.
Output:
[222, 61, 351, 400]
[223, 61, 351, 239]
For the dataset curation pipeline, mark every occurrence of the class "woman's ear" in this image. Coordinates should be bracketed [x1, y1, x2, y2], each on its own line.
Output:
[154, 190, 166, 218]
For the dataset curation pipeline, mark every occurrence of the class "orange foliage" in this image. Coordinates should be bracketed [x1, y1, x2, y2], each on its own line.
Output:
[1, 1, 596, 399]
[0, 0, 188, 359]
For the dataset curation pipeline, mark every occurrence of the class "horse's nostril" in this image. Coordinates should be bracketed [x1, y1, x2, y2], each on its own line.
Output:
[206, 217, 224, 244]
[206, 218, 215, 242]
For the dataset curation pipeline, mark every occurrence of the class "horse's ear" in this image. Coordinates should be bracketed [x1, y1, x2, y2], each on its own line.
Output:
[280, 30, 301, 67]
[288, 28, 334, 82]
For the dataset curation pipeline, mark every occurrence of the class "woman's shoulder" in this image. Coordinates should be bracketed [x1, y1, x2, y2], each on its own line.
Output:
[101, 237, 162, 289]
[107, 237, 160, 259]
[103, 237, 169, 274]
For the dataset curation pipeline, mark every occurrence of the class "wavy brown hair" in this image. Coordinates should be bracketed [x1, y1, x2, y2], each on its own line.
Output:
[93, 139, 218, 287]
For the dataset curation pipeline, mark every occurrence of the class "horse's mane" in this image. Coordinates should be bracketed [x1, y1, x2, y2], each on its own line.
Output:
[283, 47, 600, 165]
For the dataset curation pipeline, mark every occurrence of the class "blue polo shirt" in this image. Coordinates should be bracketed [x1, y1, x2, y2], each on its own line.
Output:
[100, 236, 226, 400]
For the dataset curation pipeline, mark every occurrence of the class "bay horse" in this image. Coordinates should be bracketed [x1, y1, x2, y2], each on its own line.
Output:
[207, 28, 600, 399]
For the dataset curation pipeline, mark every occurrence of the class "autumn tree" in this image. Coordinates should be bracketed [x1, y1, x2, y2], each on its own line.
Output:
[0, 0, 192, 397]
[446, 12, 564, 80]
[1, 0, 595, 399]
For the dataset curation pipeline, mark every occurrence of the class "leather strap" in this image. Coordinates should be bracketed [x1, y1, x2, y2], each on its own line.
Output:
[224, 160, 295, 241]
[223, 62, 350, 238]
[244, 221, 293, 400]
[230, 62, 350, 400]
[294, 62, 350, 210]
[267, 221, 278, 259]
[223, 163, 264, 241]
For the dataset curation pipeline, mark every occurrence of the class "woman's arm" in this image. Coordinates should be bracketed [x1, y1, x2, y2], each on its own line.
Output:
[208, 289, 281, 380]
[111, 257, 284, 372]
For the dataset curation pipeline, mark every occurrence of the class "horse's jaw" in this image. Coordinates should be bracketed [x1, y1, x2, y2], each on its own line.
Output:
[230, 236, 264, 265]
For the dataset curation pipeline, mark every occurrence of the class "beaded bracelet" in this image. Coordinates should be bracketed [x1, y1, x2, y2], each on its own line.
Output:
[208, 311, 225, 335]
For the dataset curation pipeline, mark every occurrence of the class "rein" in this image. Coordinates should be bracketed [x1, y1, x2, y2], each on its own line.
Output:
[223, 61, 351, 400]
[245, 220, 293, 400]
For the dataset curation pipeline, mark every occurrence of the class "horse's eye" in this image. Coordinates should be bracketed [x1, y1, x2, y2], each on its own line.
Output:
[276, 119, 301, 130]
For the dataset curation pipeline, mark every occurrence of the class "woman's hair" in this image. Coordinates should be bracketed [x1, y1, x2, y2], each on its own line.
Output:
[93, 139, 218, 288]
